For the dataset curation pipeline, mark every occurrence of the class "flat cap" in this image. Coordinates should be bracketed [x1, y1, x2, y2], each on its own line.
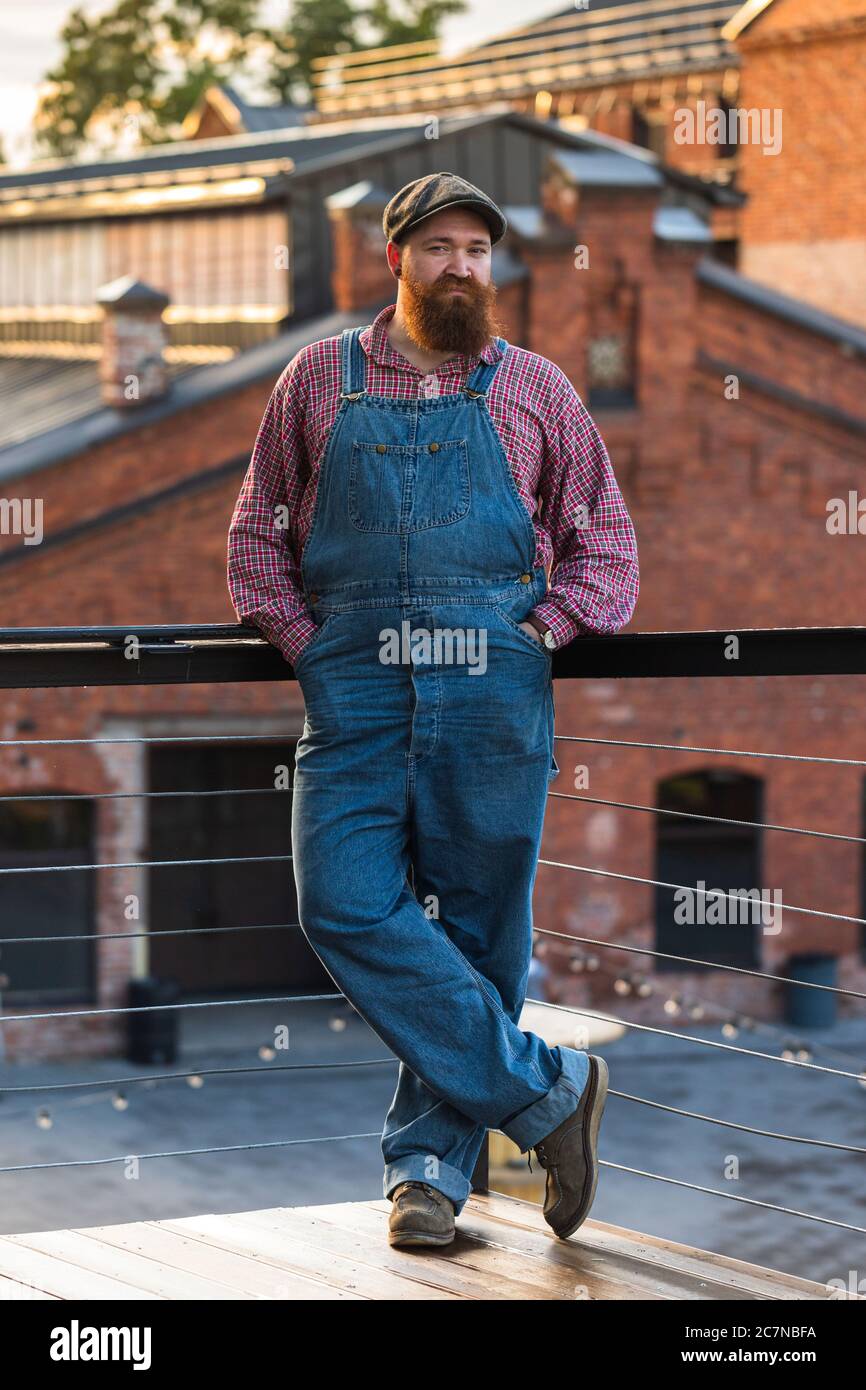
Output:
[383, 171, 507, 246]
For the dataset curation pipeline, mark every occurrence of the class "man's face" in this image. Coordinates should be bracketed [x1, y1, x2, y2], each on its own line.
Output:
[390, 208, 503, 358]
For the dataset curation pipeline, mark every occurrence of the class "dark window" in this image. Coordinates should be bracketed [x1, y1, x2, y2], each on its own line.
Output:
[632, 108, 667, 160]
[148, 741, 332, 997]
[654, 770, 764, 971]
[0, 796, 95, 1003]
[587, 334, 636, 410]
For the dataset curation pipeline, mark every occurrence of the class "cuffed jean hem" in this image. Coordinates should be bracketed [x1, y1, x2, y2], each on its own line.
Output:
[384, 1157, 473, 1215]
[497, 1045, 592, 1153]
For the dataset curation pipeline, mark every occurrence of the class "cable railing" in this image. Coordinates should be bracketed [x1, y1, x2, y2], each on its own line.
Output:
[0, 621, 864, 1262]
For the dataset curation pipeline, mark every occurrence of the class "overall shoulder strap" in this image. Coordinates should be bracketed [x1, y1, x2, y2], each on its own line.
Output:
[465, 338, 508, 397]
[340, 326, 368, 398]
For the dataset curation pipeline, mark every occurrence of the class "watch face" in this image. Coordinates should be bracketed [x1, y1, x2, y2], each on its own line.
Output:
[543, 630, 556, 650]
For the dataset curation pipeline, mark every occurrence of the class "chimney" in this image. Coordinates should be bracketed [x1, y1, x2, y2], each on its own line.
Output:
[96, 275, 170, 408]
[325, 180, 394, 311]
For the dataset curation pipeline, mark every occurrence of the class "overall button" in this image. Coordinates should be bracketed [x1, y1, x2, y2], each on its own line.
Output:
[520, 573, 531, 583]
[376, 444, 386, 453]
[429, 442, 439, 453]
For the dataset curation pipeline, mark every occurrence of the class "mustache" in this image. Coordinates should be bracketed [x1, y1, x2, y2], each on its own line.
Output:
[435, 277, 479, 291]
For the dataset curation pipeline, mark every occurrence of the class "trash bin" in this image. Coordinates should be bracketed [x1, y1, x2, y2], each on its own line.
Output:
[126, 976, 179, 1064]
[784, 953, 838, 1029]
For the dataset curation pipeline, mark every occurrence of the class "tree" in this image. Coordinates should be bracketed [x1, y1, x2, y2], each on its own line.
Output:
[34, 0, 295, 157]
[34, 0, 467, 158]
[365, 0, 467, 47]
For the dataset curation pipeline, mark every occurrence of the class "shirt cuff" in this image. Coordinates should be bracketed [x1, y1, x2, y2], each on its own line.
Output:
[528, 601, 583, 651]
[241, 612, 319, 667]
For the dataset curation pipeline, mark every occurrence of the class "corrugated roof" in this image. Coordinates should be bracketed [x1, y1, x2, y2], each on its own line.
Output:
[0, 356, 200, 454]
[311, 0, 744, 116]
[0, 305, 386, 481]
[0, 116, 436, 195]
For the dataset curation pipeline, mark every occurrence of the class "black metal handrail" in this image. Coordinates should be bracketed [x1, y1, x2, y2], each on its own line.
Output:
[1, 621, 865, 687]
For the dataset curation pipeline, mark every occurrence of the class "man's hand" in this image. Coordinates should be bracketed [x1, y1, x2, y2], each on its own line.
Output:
[518, 620, 545, 645]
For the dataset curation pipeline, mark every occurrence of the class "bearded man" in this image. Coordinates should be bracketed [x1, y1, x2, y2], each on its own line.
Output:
[228, 172, 639, 1249]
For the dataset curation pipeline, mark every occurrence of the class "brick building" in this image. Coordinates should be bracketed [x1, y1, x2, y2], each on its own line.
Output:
[290, 0, 866, 327]
[0, 81, 864, 1057]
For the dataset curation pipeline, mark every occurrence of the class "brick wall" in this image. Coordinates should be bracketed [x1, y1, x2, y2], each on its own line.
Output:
[734, 0, 866, 324]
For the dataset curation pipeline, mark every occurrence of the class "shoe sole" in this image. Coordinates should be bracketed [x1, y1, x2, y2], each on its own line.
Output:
[552, 1054, 609, 1240]
[388, 1227, 456, 1247]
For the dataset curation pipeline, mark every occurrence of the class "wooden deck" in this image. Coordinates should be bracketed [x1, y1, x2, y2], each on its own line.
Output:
[0, 1191, 846, 1300]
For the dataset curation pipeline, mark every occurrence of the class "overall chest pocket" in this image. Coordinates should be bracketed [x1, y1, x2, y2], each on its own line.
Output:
[348, 439, 470, 533]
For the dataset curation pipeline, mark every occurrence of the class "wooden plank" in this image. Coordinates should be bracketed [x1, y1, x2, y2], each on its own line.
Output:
[10, 1229, 256, 1301]
[0, 1238, 160, 1300]
[292, 1200, 668, 1300]
[76, 1220, 362, 1300]
[156, 1210, 461, 1301]
[362, 1199, 730, 1301]
[0, 1274, 60, 1300]
[464, 1193, 839, 1300]
[237, 1205, 511, 1300]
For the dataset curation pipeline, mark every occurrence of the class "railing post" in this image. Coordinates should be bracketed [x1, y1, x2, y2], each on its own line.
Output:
[470, 1131, 489, 1193]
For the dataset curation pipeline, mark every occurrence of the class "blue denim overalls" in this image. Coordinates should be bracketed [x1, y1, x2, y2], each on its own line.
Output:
[290, 326, 591, 1215]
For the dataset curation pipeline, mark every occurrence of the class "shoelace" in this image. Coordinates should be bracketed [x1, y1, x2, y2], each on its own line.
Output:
[527, 1144, 551, 1174]
[397, 1181, 442, 1202]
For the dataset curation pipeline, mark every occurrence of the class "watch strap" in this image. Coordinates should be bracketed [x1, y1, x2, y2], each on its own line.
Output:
[524, 613, 554, 646]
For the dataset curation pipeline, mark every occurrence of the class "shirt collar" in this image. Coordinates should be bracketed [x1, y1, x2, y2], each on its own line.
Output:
[360, 302, 503, 374]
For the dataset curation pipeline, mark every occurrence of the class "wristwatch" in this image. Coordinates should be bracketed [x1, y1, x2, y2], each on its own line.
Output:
[524, 613, 556, 650]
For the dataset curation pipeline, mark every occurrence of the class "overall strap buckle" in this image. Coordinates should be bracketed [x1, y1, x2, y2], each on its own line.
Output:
[463, 387, 484, 398]
[341, 390, 365, 400]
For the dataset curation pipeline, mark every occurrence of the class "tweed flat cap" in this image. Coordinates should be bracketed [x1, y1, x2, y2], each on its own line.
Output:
[383, 172, 507, 246]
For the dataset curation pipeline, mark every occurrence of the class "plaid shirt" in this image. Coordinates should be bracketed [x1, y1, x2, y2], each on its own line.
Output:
[227, 303, 639, 665]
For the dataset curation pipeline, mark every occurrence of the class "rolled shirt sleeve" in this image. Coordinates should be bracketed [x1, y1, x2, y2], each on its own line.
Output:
[530, 376, 639, 647]
[226, 356, 318, 667]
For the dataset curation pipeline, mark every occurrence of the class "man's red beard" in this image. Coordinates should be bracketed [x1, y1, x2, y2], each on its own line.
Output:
[399, 265, 504, 357]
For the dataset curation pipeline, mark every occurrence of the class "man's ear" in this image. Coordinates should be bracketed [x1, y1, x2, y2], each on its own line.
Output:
[386, 239, 403, 276]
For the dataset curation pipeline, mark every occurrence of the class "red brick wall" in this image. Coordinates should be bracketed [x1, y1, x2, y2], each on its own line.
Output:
[734, 0, 866, 323]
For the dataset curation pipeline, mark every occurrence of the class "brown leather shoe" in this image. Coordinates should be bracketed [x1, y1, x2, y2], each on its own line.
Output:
[532, 1054, 609, 1239]
[388, 1181, 456, 1247]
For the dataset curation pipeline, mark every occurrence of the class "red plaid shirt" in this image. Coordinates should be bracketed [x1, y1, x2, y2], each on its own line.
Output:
[227, 303, 639, 665]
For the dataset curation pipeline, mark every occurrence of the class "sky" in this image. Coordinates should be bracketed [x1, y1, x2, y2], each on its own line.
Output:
[0, 0, 561, 167]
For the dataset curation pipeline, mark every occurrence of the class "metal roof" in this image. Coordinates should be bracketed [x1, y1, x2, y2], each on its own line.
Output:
[0, 305, 388, 482]
[311, 0, 744, 117]
[0, 115, 439, 195]
[697, 259, 866, 355]
[0, 356, 200, 455]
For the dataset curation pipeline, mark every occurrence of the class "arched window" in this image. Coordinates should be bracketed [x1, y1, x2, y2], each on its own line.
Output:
[0, 795, 95, 1003]
[654, 770, 764, 970]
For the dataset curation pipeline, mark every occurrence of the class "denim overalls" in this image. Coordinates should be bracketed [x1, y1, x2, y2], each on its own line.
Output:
[290, 326, 591, 1215]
